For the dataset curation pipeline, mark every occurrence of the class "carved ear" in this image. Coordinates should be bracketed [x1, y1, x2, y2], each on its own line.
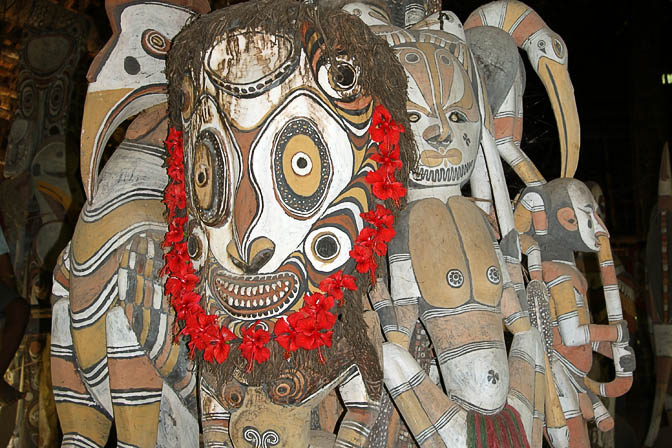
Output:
[81, 0, 210, 203]
[556, 206, 578, 232]
[513, 186, 549, 237]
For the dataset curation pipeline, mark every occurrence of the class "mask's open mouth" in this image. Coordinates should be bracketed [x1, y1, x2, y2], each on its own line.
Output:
[208, 267, 302, 320]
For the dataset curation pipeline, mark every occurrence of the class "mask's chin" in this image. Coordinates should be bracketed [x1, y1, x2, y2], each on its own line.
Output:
[202, 253, 306, 321]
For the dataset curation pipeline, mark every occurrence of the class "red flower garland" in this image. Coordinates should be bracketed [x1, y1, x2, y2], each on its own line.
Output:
[162, 104, 405, 368]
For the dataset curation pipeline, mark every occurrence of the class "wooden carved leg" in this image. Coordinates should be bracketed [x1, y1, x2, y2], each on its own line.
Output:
[383, 342, 466, 447]
[508, 329, 545, 448]
[201, 380, 232, 448]
[336, 367, 380, 447]
[107, 307, 163, 448]
[549, 358, 588, 448]
[587, 391, 614, 432]
[51, 298, 112, 447]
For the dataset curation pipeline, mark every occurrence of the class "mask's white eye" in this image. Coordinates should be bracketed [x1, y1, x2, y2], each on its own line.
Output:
[449, 111, 467, 123]
[316, 56, 361, 100]
[291, 152, 313, 176]
[305, 227, 352, 272]
[313, 233, 340, 261]
[408, 112, 421, 123]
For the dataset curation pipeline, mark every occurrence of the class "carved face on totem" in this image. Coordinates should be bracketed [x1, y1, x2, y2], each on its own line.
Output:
[559, 180, 607, 252]
[525, 179, 609, 254]
[167, 2, 409, 350]
[396, 33, 481, 190]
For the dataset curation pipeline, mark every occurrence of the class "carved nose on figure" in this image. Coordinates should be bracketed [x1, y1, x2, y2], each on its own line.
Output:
[227, 237, 275, 273]
[423, 123, 452, 145]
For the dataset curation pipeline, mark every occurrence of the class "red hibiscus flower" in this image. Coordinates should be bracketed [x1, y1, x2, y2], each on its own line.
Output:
[164, 182, 187, 210]
[350, 244, 377, 281]
[319, 271, 357, 304]
[371, 145, 402, 174]
[366, 169, 406, 206]
[172, 290, 202, 320]
[203, 325, 236, 364]
[369, 104, 404, 147]
[300, 293, 337, 330]
[274, 316, 300, 357]
[362, 204, 395, 229]
[165, 128, 183, 149]
[239, 321, 271, 371]
[293, 315, 333, 351]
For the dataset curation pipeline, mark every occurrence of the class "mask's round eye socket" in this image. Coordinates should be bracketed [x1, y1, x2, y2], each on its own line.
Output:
[537, 40, 546, 50]
[333, 63, 357, 90]
[305, 227, 352, 272]
[408, 112, 421, 123]
[291, 152, 313, 176]
[449, 111, 466, 123]
[189, 130, 228, 226]
[313, 233, 340, 261]
[316, 56, 361, 100]
[273, 119, 332, 219]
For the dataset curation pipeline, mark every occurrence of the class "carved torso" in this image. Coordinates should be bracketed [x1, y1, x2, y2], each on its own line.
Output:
[542, 260, 593, 374]
[394, 196, 509, 413]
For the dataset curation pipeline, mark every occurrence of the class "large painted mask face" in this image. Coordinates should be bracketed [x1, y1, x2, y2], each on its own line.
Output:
[168, 2, 408, 334]
[395, 33, 481, 189]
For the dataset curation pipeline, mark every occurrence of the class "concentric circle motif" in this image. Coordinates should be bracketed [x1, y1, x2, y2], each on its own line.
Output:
[141, 29, 171, 59]
[446, 269, 464, 288]
[486, 266, 500, 285]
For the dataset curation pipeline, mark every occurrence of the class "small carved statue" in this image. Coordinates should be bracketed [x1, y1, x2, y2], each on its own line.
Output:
[514, 178, 636, 448]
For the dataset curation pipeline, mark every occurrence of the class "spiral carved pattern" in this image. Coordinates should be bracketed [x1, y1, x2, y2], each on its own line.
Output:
[242, 426, 280, 448]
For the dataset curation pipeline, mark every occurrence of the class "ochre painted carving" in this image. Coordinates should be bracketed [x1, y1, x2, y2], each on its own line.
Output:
[514, 178, 635, 448]
[347, 4, 550, 447]
[50, 1, 209, 447]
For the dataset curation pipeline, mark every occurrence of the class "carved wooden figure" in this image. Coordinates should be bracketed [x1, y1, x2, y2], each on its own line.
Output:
[514, 178, 635, 448]
[644, 142, 672, 447]
[341, 5, 551, 447]
[50, 2, 209, 447]
[464, 0, 580, 185]
[52, 0, 417, 447]
[167, 2, 418, 445]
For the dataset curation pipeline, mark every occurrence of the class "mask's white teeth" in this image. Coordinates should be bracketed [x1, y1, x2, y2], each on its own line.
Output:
[252, 286, 258, 295]
[284, 281, 290, 287]
[265, 285, 271, 293]
[252, 299, 258, 307]
[233, 285, 240, 294]
[228, 297, 233, 306]
[234, 298, 240, 306]
[266, 297, 271, 306]
[272, 294, 278, 303]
